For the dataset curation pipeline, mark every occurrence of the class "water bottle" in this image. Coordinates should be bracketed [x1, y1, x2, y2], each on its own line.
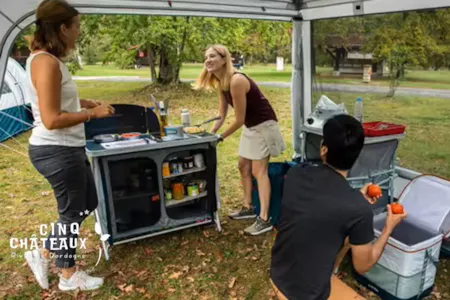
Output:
[354, 97, 363, 123]
[181, 109, 191, 127]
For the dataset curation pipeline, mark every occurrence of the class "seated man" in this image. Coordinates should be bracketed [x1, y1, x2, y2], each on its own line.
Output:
[270, 114, 407, 300]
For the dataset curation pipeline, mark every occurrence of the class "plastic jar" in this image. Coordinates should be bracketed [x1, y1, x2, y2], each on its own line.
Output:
[181, 109, 191, 127]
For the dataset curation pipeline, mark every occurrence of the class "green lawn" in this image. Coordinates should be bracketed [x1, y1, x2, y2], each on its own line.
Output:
[75, 63, 450, 90]
[0, 82, 449, 299]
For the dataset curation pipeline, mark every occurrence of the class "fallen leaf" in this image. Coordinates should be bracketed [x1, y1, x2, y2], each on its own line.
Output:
[169, 271, 183, 279]
[168, 288, 176, 293]
[432, 292, 441, 299]
[41, 191, 50, 196]
[124, 284, 134, 293]
[196, 249, 206, 256]
[117, 284, 127, 291]
[238, 230, 244, 235]
[230, 290, 237, 297]
[136, 270, 149, 279]
[182, 266, 190, 273]
[203, 230, 210, 238]
[181, 241, 189, 246]
[212, 267, 218, 273]
[144, 247, 153, 255]
[22, 209, 34, 216]
[251, 256, 258, 261]
[228, 277, 236, 289]
[187, 276, 195, 282]
[136, 287, 146, 294]
[157, 256, 163, 262]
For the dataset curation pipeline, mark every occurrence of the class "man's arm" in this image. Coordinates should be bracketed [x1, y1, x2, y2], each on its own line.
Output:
[351, 204, 407, 274]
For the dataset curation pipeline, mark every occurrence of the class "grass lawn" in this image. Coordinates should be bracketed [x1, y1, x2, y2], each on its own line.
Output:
[0, 82, 449, 299]
[75, 63, 450, 90]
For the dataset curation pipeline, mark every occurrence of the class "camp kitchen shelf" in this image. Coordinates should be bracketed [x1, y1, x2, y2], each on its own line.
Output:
[163, 166, 207, 179]
[166, 191, 208, 208]
[84, 104, 222, 261]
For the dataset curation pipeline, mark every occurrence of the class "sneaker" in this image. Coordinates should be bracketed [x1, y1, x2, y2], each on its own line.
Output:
[244, 216, 273, 236]
[58, 270, 104, 291]
[228, 206, 257, 220]
[24, 249, 49, 289]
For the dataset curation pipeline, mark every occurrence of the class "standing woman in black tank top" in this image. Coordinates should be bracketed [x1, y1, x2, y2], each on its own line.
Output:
[193, 44, 286, 236]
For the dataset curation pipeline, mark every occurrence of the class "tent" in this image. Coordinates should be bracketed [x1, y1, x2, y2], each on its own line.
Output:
[0, 57, 33, 142]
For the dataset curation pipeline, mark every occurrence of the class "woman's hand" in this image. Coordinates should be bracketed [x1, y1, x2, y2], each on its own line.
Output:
[80, 99, 102, 109]
[88, 104, 115, 119]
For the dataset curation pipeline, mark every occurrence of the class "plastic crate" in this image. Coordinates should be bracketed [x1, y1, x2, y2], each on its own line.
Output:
[363, 122, 406, 137]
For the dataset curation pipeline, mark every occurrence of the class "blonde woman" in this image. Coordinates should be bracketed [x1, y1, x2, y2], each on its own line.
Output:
[193, 44, 286, 236]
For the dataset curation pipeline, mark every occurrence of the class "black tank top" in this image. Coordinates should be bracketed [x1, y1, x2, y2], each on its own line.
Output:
[222, 72, 277, 128]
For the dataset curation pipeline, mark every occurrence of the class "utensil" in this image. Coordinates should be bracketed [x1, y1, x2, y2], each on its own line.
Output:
[193, 116, 221, 127]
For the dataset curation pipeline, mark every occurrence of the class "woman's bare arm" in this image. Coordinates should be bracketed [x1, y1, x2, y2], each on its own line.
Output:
[211, 92, 229, 133]
[31, 55, 113, 130]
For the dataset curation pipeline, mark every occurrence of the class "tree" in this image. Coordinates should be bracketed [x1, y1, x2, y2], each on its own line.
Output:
[364, 12, 432, 96]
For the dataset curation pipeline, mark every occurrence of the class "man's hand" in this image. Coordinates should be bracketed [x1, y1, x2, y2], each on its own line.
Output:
[360, 183, 381, 204]
[384, 204, 407, 232]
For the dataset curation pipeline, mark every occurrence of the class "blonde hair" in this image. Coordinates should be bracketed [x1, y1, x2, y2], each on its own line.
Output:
[192, 44, 236, 92]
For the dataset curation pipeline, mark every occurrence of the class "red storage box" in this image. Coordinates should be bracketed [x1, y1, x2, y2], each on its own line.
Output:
[363, 122, 406, 137]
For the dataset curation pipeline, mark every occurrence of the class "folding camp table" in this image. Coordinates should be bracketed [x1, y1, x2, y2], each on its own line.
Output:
[84, 104, 221, 261]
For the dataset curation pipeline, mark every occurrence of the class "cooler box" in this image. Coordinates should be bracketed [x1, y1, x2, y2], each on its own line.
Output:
[353, 175, 450, 300]
[251, 162, 293, 227]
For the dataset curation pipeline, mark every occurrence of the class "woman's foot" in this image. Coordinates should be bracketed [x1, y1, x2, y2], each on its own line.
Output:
[244, 216, 273, 235]
[58, 270, 104, 291]
[228, 206, 257, 220]
[24, 249, 49, 289]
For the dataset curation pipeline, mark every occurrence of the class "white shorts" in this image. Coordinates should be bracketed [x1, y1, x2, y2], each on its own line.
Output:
[239, 120, 286, 160]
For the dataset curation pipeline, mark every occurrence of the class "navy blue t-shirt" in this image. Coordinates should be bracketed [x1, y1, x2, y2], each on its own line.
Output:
[270, 163, 374, 300]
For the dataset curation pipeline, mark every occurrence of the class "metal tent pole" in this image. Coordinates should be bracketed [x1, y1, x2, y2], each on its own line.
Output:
[290, 17, 303, 159]
[291, 18, 312, 159]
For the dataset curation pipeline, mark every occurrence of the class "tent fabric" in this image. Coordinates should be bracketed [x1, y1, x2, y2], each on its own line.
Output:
[0, 57, 33, 142]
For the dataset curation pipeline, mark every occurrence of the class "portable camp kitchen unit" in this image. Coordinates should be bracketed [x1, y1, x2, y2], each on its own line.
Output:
[84, 104, 221, 260]
[353, 175, 450, 300]
[298, 123, 405, 214]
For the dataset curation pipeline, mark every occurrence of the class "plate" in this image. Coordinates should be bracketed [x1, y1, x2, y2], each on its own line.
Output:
[183, 126, 205, 135]
[93, 134, 118, 143]
[120, 132, 142, 139]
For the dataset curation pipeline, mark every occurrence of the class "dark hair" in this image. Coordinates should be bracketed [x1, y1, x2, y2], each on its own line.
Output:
[30, 0, 79, 58]
[322, 114, 365, 170]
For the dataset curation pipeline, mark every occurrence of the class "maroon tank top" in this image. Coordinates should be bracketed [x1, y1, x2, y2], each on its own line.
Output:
[222, 72, 277, 128]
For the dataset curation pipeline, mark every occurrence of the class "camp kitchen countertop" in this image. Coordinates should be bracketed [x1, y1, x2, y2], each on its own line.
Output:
[85, 133, 219, 158]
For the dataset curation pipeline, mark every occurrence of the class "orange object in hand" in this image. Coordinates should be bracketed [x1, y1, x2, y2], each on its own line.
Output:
[391, 203, 404, 214]
[367, 184, 382, 198]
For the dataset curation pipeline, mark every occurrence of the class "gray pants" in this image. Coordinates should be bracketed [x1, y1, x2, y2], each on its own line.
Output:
[29, 145, 98, 268]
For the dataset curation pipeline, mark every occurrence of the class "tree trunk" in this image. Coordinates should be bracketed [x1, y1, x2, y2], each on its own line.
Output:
[147, 45, 157, 82]
[158, 40, 177, 84]
[174, 17, 190, 83]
